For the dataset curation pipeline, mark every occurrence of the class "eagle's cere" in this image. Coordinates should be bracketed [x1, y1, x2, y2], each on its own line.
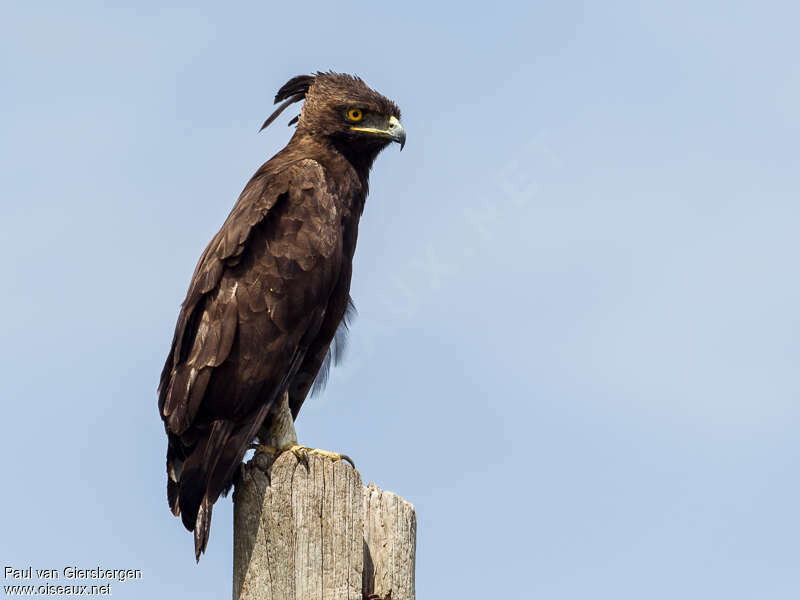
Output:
[158, 72, 404, 560]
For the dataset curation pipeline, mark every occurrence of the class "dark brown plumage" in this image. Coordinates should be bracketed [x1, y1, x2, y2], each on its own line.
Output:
[158, 72, 404, 560]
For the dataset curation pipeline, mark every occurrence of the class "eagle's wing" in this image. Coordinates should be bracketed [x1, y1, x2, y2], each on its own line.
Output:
[158, 159, 342, 559]
[159, 161, 284, 431]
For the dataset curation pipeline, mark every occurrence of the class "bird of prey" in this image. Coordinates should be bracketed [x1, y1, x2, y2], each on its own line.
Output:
[158, 72, 405, 560]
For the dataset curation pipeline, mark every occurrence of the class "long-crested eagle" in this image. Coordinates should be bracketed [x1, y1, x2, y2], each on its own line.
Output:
[158, 72, 405, 560]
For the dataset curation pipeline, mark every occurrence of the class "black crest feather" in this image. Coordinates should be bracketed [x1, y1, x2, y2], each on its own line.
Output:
[259, 74, 315, 132]
[274, 75, 315, 103]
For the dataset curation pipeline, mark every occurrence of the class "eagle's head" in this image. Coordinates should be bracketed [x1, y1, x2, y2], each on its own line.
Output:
[261, 72, 405, 166]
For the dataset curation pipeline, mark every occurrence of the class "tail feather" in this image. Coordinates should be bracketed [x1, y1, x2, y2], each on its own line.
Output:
[206, 426, 253, 503]
[166, 433, 184, 516]
[178, 420, 234, 532]
[168, 407, 272, 560]
[194, 498, 213, 562]
[167, 478, 180, 517]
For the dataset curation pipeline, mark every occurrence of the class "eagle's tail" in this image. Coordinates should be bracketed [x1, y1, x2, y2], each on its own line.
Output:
[194, 498, 213, 561]
[168, 407, 273, 561]
[192, 425, 252, 559]
[167, 419, 235, 561]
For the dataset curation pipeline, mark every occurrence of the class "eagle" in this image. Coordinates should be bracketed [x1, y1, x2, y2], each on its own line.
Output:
[158, 72, 405, 560]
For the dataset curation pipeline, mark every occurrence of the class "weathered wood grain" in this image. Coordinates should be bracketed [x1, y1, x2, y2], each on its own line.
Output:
[233, 452, 415, 600]
[362, 483, 417, 600]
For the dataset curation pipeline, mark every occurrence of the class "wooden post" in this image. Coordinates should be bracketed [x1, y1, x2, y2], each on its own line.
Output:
[362, 483, 417, 600]
[233, 452, 416, 600]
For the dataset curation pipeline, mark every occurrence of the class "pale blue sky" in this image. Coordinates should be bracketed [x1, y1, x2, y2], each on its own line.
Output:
[2, 2, 799, 599]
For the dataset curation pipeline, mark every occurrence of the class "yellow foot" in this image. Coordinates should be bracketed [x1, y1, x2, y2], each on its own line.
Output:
[288, 445, 355, 469]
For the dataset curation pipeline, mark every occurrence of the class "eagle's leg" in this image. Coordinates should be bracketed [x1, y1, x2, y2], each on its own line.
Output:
[253, 391, 355, 468]
[253, 391, 298, 455]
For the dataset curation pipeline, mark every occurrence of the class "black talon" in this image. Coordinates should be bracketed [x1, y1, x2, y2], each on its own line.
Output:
[298, 448, 310, 470]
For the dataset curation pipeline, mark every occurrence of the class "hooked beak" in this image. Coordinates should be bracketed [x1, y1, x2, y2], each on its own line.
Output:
[350, 115, 406, 150]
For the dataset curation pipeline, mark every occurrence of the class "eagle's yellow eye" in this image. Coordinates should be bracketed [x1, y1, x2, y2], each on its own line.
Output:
[347, 108, 363, 122]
